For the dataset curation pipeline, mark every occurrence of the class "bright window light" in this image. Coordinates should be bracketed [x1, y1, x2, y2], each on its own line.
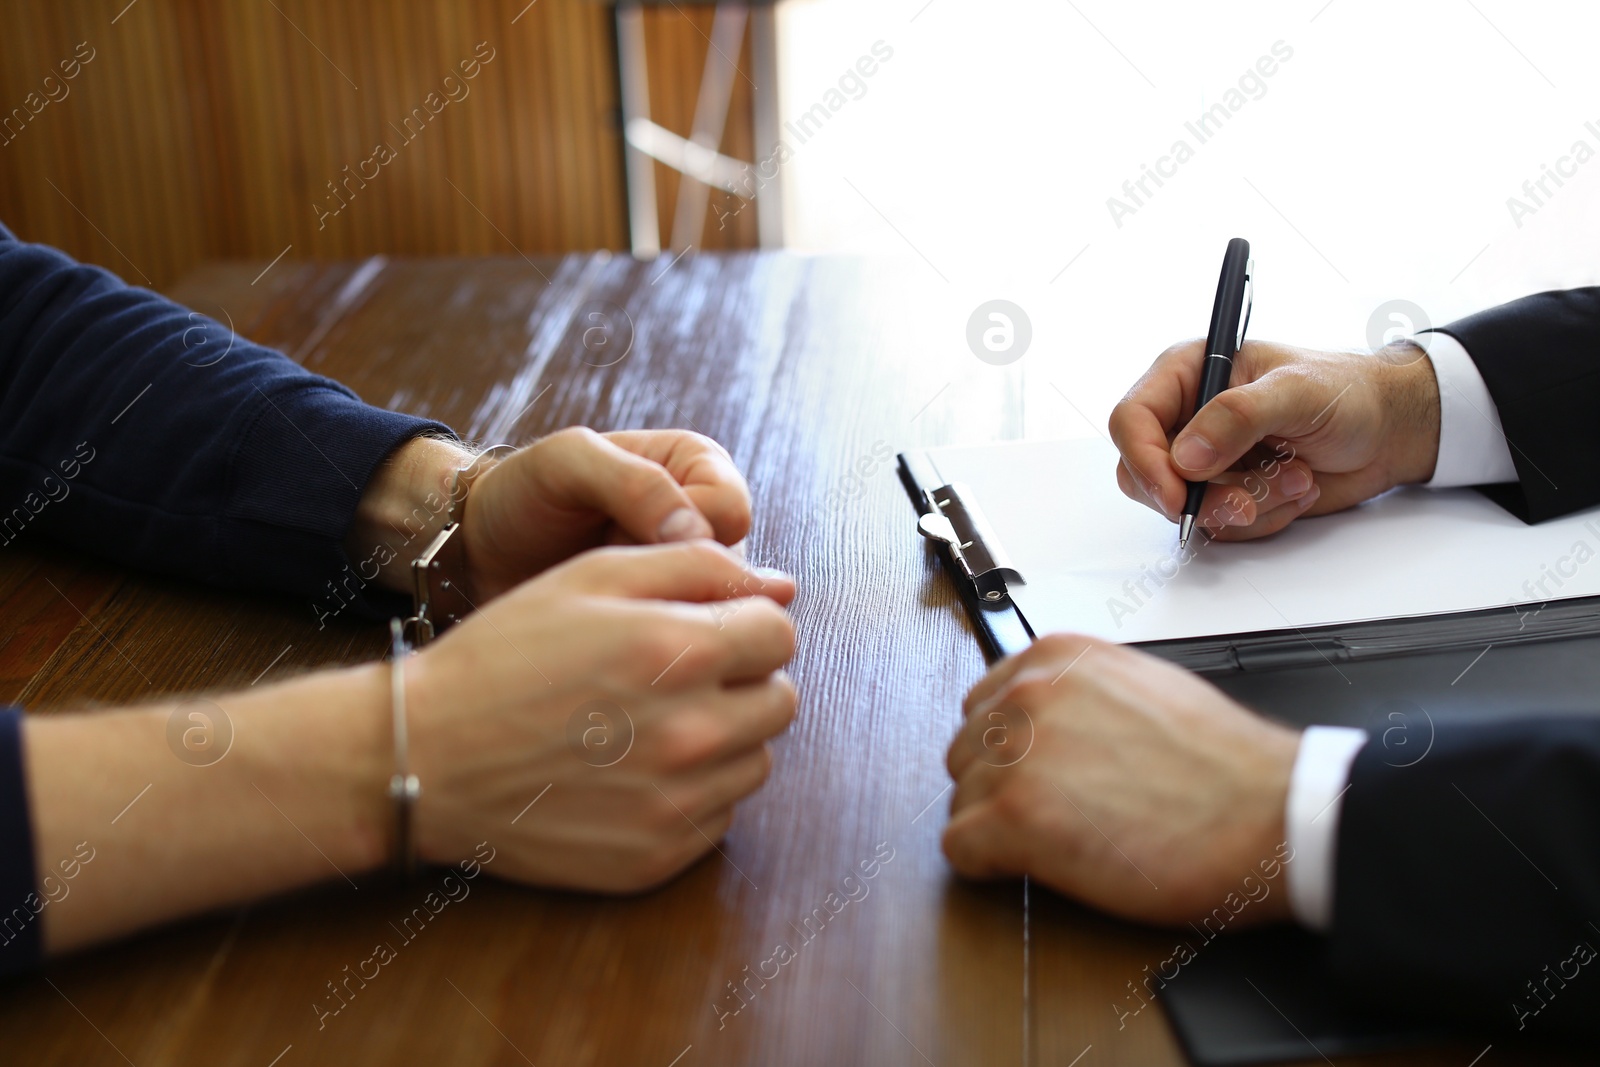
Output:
[773, 0, 1600, 437]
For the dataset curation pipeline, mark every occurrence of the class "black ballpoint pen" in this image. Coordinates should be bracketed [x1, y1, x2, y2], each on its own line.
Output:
[1179, 238, 1254, 548]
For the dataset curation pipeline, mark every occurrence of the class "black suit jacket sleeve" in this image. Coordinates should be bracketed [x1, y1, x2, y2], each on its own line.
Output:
[1430, 287, 1600, 522]
[1328, 718, 1600, 1040]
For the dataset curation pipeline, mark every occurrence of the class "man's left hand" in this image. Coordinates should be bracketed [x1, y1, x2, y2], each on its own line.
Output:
[463, 428, 752, 601]
[349, 428, 752, 605]
[944, 634, 1301, 927]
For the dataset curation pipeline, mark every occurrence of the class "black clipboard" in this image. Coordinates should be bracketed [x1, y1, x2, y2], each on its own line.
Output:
[898, 449, 1600, 673]
[899, 449, 1033, 660]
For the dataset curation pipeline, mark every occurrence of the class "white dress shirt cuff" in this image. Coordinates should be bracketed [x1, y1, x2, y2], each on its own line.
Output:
[1412, 331, 1519, 488]
[1285, 725, 1368, 932]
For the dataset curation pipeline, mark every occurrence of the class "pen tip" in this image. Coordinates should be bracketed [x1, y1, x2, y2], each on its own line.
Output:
[1178, 514, 1195, 549]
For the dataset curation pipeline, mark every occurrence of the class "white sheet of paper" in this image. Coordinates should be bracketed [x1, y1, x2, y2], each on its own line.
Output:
[924, 438, 1600, 645]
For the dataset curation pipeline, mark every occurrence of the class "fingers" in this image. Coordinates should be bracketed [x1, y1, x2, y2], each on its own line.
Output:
[1109, 340, 1206, 520]
[647, 675, 798, 772]
[1206, 485, 1321, 542]
[953, 635, 1104, 784]
[620, 806, 736, 893]
[947, 689, 1034, 786]
[961, 652, 1031, 723]
[1171, 371, 1327, 481]
[942, 800, 1031, 880]
[604, 430, 753, 545]
[962, 633, 1099, 721]
[613, 593, 795, 689]
[1110, 410, 1187, 521]
[656, 744, 775, 823]
[534, 427, 718, 544]
[1116, 457, 1174, 521]
[566, 541, 795, 606]
[695, 595, 798, 683]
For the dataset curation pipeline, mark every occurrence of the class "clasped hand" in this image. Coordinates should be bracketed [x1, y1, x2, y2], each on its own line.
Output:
[368, 427, 795, 892]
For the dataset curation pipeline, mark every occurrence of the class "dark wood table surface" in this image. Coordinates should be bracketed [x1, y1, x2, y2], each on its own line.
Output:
[0, 253, 1571, 1066]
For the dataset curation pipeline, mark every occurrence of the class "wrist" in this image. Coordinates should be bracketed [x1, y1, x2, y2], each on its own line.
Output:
[1243, 722, 1300, 925]
[249, 662, 395, 875]
[346, 435, 475, 594]
[1376, 342, 1441, 486]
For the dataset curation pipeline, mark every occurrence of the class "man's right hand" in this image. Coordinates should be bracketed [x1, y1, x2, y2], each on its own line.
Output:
[407, 540, 797, 892]
[1108, 339, 1442, 540]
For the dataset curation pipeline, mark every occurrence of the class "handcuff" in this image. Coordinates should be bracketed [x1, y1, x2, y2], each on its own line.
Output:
[388, 443, 514, 880]
[402, 443, 517, 646]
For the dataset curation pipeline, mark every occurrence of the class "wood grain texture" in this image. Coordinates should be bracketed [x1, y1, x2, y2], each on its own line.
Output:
[0, 0, 755, 288]
[0, 253, 1585, 1066]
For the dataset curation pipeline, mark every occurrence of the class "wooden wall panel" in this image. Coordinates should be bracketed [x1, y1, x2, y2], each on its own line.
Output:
[0, 0, 755, 288]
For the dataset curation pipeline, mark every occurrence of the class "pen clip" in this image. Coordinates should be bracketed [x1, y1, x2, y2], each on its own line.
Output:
[1236, 257, 1254, 352]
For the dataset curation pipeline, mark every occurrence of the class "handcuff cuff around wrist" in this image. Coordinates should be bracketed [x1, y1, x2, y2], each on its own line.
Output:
[387, 443, 515, 880]
[401, 443, 517, 647]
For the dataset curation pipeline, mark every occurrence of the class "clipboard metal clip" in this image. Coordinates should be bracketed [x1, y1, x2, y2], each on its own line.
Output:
[916, 481, 1023, 605]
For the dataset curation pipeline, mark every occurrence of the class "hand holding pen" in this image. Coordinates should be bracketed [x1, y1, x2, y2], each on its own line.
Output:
[1107, 242, 1444, 542]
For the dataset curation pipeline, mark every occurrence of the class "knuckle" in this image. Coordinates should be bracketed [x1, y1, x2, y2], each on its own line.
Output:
[653, 714, 724, 773]
[1106, 402, 1137, 441]
[620, 461, 668, 500]
[1032, 632, 1086, 660]
[685, 429, 730, 461]
[1026, 634, 1109, 684]
[548, 425, 601, 451]
[989, 778, 1041, 830]
[1211, 388, 1257, 428]
[719, 747, 773, 803]
[646, 786, 691, 834]
[772, 675, 799, 726]
[759, 606, 798, 661]
[721, 598, 795, 661]
[1156, 339, 1201, 366]
[1002, 676, 1056, 714]
[629, 624, 701, 683]
[680, 539, 734, 572]
[941, 825, 978, 874]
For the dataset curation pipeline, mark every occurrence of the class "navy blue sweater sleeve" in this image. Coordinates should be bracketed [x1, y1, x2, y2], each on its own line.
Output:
[0, 221, 454, 611]
[0, 223, 457, 974]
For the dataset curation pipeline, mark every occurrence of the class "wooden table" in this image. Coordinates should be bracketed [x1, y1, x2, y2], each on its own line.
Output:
[0, 253, 1568, 1066]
